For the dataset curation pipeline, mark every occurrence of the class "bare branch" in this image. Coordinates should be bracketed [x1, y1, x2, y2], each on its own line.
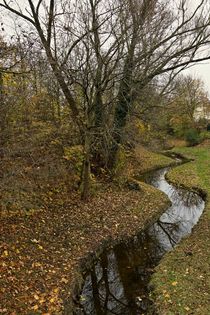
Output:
[0, 0, 35, 25]
[47, 0, 55, 46]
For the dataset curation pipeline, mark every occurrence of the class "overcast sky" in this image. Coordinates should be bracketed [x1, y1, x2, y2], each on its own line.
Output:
[1, 0, 210, 96]
[185, 62, 210, 96]
[184, 0, 210, 96]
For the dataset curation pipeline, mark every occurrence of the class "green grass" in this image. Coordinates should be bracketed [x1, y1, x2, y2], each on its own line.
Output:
[172, 146, 210, 190]
[150, 144, 210, 315]
[133, 145, 174, 174]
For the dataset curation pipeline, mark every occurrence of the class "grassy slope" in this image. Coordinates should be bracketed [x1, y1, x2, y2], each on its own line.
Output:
[134, 146, 174, 173]
[150, 144, 210, 315]
[124, 145, 174, 178]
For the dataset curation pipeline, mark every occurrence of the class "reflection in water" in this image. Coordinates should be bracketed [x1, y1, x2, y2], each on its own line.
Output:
[76, 167, 205, 315]
[147, 168, 204, 253]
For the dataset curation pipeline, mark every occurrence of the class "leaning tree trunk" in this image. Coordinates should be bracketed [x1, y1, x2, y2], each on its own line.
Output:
[107, 46, 135, 170]
[90, 0, 106, 167]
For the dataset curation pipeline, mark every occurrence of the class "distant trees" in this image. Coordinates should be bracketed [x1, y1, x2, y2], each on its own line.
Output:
[1, 0, 210, 198]
[0, 36, 20, 133]
[164, 75, 210, 136]
[172, 76, 208, 122]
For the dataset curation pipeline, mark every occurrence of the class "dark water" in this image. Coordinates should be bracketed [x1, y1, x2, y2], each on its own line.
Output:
[74, 166, 205, 315]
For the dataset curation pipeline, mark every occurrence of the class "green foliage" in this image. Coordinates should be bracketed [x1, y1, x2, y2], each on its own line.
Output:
[200, 131, 210, 141]
[185, 128, 200, 146]
[169, 115, 192, 138]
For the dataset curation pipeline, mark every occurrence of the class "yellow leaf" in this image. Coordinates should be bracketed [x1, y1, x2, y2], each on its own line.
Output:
[184, 306, 190, 311]
[31, 239, 39, 243]
[32, 305, 39, 311]
[3, 250, 8, 257]
[34, 262, 42, 267]
[171, 281, 178, 286]
[61, 277, 68, 284]
[34, 294, 39, 300]
[53, 288, 59, 293]
[38, 245, 43, 250]
[50, 297, 55, 303]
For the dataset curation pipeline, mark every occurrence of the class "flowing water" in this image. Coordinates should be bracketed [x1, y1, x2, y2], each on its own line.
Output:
[74, 165, 205, 315]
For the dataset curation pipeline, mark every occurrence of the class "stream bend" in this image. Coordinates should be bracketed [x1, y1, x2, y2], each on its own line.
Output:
[74, 164, 205, 315]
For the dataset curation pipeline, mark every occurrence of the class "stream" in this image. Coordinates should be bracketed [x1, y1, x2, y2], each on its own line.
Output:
[74, 162, 205, 315]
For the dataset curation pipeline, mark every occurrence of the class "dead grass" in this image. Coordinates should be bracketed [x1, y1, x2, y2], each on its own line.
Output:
[167, 138, 187, 148]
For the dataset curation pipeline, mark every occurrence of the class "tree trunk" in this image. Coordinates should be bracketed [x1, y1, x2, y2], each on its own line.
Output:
[0, 72, 6, 132]
[107, 43, 136, 170]
[0, 72, 3, 96]
[80, 130, 91, 200]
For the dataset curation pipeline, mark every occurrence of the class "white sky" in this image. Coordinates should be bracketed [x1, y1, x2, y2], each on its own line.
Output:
[186, 62, 210, 97]
[0, 0, 210, 96]
[185, 0, 210, 96]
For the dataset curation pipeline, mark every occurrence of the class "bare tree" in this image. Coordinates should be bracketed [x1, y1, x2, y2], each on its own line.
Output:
[108, 0, 210, 166]
[1, 0, 210, 184]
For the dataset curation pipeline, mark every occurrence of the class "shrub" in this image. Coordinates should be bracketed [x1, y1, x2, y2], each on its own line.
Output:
[200, 131, 210, 141]
[63, 145, 84, 183]
[185, 128, 200, 146]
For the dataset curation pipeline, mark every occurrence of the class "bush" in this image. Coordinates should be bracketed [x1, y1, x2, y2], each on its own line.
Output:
[185, 129, 200, 146]
[63, 145, 84, 183]
[200, 131, 210, 141]
[207, 123, 210, 131]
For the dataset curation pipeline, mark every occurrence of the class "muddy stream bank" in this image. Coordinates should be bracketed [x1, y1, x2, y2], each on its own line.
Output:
[72, 158, 205, 315]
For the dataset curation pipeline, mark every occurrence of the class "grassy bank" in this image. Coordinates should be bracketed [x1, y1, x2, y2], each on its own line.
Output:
[0, 128, 174, 315]
[122, 145, 175, 178]
[150, 143, 210, 315]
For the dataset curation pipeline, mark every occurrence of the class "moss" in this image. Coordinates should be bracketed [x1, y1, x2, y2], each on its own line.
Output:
[113, 146, 128, 175]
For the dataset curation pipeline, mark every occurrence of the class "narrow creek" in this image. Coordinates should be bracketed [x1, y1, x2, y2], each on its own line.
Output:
[74, 161, 205, 315]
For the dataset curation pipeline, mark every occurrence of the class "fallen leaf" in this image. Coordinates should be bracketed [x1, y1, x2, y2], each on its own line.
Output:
[171, 281, 178, 286]
[34, 294, 39, 300]
[32, 305, 39, 311]
[61, 277, 68, 284]
[2, 250, 8, 257]
[31, 239, 39, 243]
